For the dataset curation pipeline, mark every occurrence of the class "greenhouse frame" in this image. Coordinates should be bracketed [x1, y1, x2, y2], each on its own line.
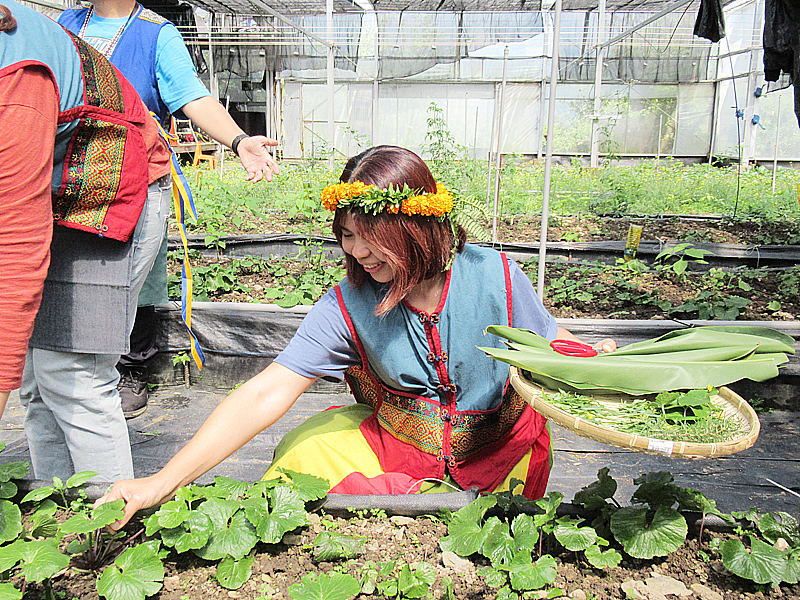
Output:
[29, 0, 800, 164]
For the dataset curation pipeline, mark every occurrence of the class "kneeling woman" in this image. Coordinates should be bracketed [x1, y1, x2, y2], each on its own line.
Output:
[99, 146, 615, 527]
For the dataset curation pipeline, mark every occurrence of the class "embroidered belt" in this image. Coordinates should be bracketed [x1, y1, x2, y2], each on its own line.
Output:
[344, 364, 528, 462]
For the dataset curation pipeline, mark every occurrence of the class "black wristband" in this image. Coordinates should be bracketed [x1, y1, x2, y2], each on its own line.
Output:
[231, 134, 249, 157]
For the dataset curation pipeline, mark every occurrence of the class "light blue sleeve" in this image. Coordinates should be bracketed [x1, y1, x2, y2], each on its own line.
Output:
[509, 257, 558, 340]
[274, 289, 360, 380]
[155, 24, 210, 113]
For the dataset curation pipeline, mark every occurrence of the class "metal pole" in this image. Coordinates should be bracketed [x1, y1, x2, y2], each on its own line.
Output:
[657, 114, 663, 166]
[772, 95, 781, 193]
[537, 0, 562, 300]
[537, 80, 546, 160]
[208, 13, 216, 99]
[486, 83, 499, 210]
[327, 0, 335, 170]
[589, 0, 606, 168]
[492, 46, 510, 244]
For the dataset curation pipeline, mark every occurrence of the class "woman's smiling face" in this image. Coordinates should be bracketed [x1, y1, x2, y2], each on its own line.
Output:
[339, 213, 394, 283]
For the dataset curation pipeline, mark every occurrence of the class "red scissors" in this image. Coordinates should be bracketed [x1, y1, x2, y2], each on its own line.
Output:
[550, 339, 598, 357]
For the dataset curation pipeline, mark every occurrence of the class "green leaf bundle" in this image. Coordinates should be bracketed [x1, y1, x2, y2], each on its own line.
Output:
[481, 325, 794, 395]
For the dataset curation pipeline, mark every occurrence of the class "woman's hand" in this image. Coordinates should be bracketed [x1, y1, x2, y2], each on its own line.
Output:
[556, 326, 617, 354]
[593, 338, 617, 353]
[94, 475, 174, 531]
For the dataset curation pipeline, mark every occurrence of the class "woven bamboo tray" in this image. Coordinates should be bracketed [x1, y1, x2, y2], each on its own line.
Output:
[510, 367, 760, 459]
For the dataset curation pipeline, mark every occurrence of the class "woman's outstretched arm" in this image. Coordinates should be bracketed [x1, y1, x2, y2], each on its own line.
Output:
[96, 362, 316, 529]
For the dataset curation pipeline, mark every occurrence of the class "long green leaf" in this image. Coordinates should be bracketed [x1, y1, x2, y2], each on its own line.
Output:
[481, 325, 792, 394]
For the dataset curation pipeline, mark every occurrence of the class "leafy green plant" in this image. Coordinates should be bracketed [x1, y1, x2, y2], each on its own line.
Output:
[312, 531, 365, 561]
[654, 242, 714, 277]
[669, 290, 751, 320]
[142, 470, 327, 590]
[288, 570, 360, 600]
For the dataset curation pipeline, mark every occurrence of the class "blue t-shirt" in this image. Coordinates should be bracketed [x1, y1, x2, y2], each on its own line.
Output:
[81, 15, 208, 113]
[275, 256, 557, 381]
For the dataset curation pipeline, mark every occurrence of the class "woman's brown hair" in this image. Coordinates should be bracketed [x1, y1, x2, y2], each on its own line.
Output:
[0, 4, 17, 32]
[331, 146, 466, 315]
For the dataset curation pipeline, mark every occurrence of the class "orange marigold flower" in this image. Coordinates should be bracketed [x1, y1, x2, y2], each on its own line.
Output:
[321, 181, 374, 211]
[401, 184, 453, 217]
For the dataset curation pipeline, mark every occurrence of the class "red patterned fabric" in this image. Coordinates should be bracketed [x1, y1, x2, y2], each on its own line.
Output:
[51, 34, 151, 242]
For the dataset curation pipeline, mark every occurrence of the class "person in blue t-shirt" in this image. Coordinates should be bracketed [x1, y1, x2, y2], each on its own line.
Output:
[58, 0, 281, 418]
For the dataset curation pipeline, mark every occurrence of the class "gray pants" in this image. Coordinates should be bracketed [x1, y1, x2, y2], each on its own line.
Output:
[20, 175, 171, 482]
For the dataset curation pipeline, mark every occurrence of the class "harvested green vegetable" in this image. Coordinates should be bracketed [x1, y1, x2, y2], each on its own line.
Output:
[542, 388, 743, 443]
[480, 325, 795, 395]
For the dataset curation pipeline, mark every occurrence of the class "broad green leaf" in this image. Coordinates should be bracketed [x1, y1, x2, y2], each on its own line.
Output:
[554, 520, 597, 551]
[17, 539, 70, 582]
[722, 537, 786, 586]
[758, 512, 800, 546]
[585, 544, 622, 569]
[610, 506, 687, 559]
[574, 467, 617, 506]
[312, 531, 365, 561]
[194, 510, 257, 561]
[495, 586, 519, 600]
[478, 566, 508, 588]
[0, 482, 16, 499]
[0, 539, 23, 571]
[93, 500, 126, 527]
[675, 488, 732, 522]
[97, 542, 164, 600]
[276, 469, 330, 501]
[439, 495, 497, 556]
[0, 500, 22, 543]
[506, 551, 557, 591]
[216, 555, 255, 590]
[784, 550, 800, 584]
[20, 487, 55, 504]
[59, 500, 125, 535]
[28, 509, 59, 539]
[244, 486, 307, 544]
[510, 513, 539, 551]
[212, 476, 250, 499]
[197, 497, 239, 527]
[0, 582, 21, 600]
[287, 571, 360, 600]
[66, 471, 98, 488]
[481, 517, 515, 567]
[534, 492, 563, 530]
[159, 511, 213, 553]
[153, 499, 191, 529]
[0, 462, 29, 483]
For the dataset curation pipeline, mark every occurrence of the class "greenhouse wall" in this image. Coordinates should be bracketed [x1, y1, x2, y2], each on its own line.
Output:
[281, 80, 721, 161]
[202, 0, 800, 164]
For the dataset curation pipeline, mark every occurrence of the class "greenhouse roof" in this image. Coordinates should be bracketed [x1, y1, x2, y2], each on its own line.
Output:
[176, 0, 726, 17]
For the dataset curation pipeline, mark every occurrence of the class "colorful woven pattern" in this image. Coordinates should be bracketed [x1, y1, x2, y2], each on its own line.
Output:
[345, 365, 526, 461]
[54, 118, 124, 229]
[70, 33, 124, 111]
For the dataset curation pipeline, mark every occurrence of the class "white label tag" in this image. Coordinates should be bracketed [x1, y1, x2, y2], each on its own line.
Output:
[647, 438, 674, 456]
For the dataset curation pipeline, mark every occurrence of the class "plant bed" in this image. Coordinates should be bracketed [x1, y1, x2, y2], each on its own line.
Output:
[168, 248, 800, 322]
[6, 464, 800, 600]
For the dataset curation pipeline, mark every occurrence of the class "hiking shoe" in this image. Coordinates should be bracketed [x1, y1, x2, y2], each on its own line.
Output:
[118, 369, 148, 419]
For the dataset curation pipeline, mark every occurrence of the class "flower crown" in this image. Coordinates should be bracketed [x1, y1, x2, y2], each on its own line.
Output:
[321, 181, 454, 218]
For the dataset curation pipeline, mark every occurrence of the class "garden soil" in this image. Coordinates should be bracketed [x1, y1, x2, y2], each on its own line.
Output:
[28, 511, 800, 600]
